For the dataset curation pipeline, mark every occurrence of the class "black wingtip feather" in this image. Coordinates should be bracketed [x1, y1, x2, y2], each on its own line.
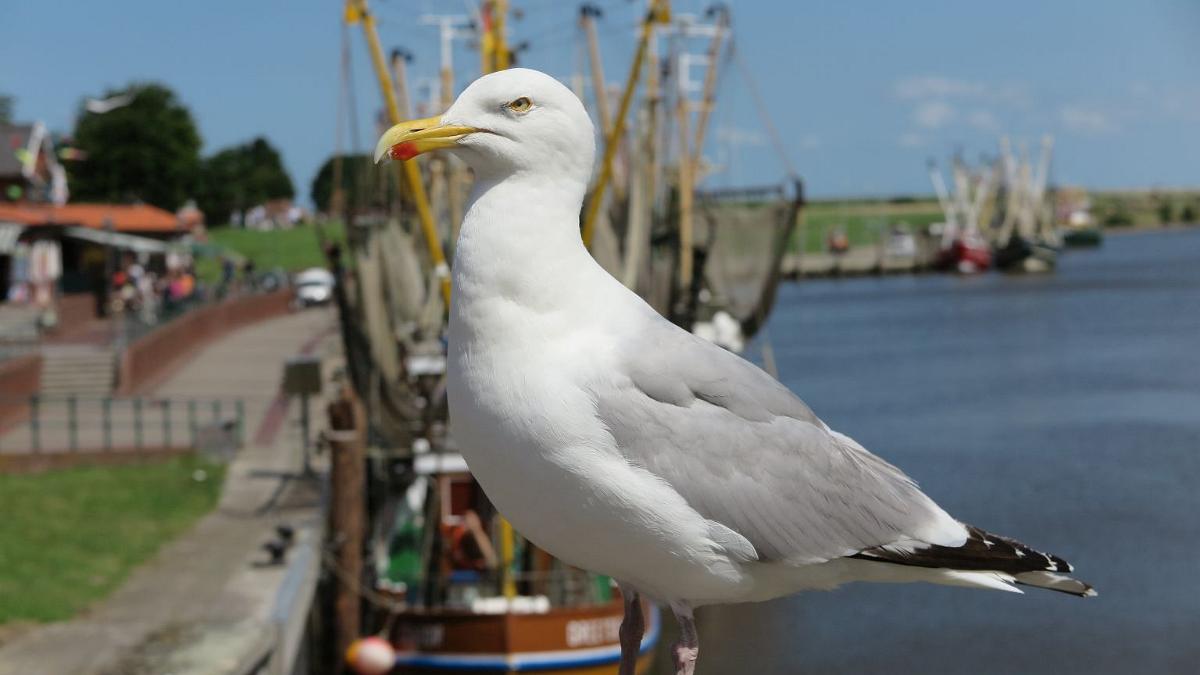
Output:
[851, 525, 1083, 579]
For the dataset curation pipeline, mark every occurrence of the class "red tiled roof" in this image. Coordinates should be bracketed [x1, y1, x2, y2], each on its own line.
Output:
[0, 202, 183, 233]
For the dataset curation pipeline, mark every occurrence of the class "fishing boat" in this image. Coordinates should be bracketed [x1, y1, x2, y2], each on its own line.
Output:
[927, 158, 994, 274]
[934, 231, 992, 273]
[374, 454, 659, 675]
[1056, 186, 1103, 247]
[991, 136, 1060, 273]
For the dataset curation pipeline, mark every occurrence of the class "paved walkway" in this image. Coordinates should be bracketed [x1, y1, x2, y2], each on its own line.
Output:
[0, 307, 341, 675]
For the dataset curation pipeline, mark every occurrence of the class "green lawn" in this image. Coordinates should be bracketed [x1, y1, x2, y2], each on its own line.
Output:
[194, 224, 338, 286]
[0, 455, 224, 624]
[794, 200, 944, 253]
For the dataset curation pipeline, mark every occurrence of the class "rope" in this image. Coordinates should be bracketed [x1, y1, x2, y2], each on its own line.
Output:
[729, 40, 798, 181]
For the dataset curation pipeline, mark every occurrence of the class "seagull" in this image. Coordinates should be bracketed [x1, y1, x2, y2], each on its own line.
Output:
[376, 68, 1094, 675]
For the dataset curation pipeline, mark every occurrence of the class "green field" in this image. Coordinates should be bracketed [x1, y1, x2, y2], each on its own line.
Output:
[1092, 190, 1200, 228]
[0, 455, 224, 624]
[794, 199, 943, 253]
[194, 224, 338, 285]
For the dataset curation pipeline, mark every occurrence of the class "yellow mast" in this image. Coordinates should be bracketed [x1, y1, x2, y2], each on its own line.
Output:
[344, 0, 451, 307]
[582, 0, 671, 249]
[479, 0, 511, 73]
[477, 0, 519, 601]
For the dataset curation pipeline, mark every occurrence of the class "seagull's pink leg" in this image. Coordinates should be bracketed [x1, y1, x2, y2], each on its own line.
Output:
[617, 585, 645, 675]
[670, 602, 699, 675]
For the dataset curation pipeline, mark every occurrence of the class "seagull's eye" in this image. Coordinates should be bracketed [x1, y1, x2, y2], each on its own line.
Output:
[506, 97, 533, 114]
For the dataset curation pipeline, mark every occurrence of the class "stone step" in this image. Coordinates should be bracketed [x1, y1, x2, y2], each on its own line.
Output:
[38, 347, 117, 396]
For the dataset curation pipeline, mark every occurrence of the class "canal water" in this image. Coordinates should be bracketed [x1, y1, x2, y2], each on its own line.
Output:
[697, 228, 1200, 674]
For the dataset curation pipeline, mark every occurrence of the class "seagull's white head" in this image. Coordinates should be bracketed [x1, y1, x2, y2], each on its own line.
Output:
[375, 68, 595, 186]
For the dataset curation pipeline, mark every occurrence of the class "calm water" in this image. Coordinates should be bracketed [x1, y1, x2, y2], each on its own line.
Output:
[697, 229, 1200, 674]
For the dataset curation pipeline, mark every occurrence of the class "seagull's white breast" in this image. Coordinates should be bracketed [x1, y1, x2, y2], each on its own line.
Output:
[446, 235, 756, 603]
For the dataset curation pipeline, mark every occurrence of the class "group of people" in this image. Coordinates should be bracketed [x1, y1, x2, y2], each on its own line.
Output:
[108, 251, 199, 322]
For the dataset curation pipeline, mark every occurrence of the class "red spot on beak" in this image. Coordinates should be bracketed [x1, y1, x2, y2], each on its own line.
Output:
[391, 142, 419, 161]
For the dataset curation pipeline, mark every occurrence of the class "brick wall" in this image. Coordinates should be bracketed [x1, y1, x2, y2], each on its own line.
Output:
[116, 290, 292, 395]
[0, 352, 42, 429]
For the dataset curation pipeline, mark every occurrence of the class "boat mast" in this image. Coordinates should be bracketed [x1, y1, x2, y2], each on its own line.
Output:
[690, 5, 728, 168]
[344, 0, 452, 306]
[582, 0, 671, 248]
[927, 159, 958, 246]
[420, 14, 473, 249]
[581, 5, 614, 148]
[475, 0, 521, 601]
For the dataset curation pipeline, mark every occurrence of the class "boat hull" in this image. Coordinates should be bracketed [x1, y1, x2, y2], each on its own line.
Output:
[934, 238, 992, 273]
[389, 600, 660, 674]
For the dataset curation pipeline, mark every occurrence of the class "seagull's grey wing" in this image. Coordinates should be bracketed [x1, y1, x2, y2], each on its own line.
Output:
[590, 321, 963, 565]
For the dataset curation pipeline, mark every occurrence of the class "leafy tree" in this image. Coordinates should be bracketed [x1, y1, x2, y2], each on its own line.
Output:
[197, 137, 295, 225]
[0, 95, 12, 124]
[1157, 201, 1174, 224]
[310, 153, 396, 214]
[68, 83, 201, 210]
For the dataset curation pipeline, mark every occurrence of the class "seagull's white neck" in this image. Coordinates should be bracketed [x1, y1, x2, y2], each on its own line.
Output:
[451, 171, 600, 318]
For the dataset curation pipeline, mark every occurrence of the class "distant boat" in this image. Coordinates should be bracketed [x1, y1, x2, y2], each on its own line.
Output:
[1061, 227, 1103, 247]
[1058, 196, 1103, 247]
[990, 135, 1060, 273]
[885, 224, 918, 260]
[934, 231, 992, 274]
[993, 234, 1057, 273]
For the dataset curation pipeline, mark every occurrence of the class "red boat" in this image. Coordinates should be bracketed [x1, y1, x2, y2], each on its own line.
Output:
[935, 235, 992, 274]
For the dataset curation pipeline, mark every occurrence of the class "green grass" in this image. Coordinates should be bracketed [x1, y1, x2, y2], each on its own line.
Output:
[793, 200, 944, 253]
[0, 455, 224, 624]
[194, 224, 338, 286]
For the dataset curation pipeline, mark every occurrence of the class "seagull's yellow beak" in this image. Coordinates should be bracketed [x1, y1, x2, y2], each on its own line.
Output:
[373, 116, 479, 163]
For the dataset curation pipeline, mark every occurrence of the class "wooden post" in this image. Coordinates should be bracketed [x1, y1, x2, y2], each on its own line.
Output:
[328, 383, 366, 673]
[675, 90, 694, 289]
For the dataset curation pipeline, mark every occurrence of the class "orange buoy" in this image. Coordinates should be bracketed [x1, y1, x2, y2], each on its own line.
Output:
[346, 635, 396, 675]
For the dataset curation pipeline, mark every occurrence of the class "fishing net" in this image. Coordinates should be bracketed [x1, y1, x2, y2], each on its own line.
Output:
[695, 184, 800, 338]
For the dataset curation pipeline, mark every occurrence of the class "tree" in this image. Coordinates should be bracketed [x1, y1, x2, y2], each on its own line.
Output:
[310, 153, 396, 214]
[0, 95, 12, 124]
[197, 137, 295, 225]
[67, 83, 201, 210]
[1157, 200, 1174, 224]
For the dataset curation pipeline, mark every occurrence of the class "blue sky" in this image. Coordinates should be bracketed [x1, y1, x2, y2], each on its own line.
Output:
[3, 0, 1198, 204]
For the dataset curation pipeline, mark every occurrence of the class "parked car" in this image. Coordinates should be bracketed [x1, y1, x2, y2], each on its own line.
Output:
[293, 267, 335, 307]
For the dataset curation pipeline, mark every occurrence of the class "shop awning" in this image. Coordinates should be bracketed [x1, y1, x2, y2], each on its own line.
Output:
[62, 226, 172, 254]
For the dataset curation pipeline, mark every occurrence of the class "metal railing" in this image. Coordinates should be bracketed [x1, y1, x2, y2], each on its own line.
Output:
[0, 393, 245, 454]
